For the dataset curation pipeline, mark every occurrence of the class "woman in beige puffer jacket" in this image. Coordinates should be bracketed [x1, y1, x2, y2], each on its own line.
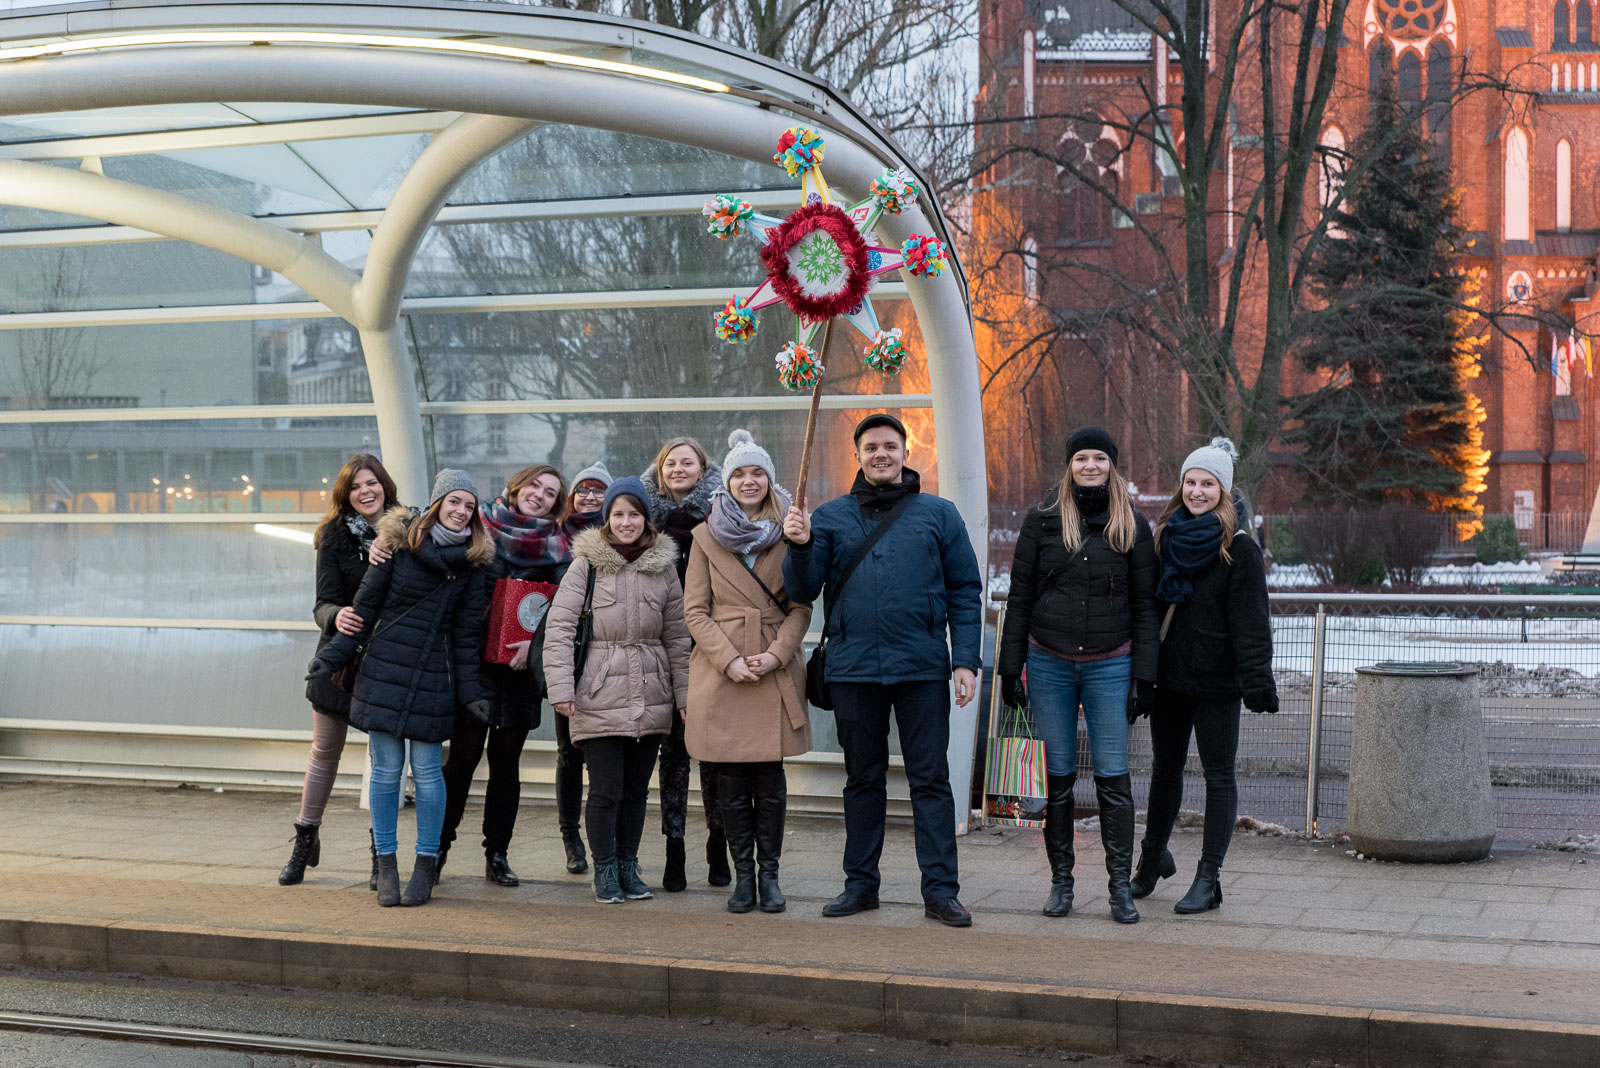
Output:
[544, 477, 690, 903]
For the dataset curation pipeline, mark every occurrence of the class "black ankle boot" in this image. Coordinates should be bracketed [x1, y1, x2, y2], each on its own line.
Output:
[485, 851, 519, 887]
[367, 828, 379, 891]
[434, 844, 448, 884]
[754, 767, 787, 914]
[662, 836, 687, 892]
[375, 853, 401, 907]
[1130, 846, 1176, 899]
[1175, 859, 1224, 914]
[401, 854, 438, 906]
[706, 827, 732, 888]
[278, 823, 320, 886]
[1041, 774, 1075, 917]
[563, 832, 588, 875]
[1095, 773, 1140, 924]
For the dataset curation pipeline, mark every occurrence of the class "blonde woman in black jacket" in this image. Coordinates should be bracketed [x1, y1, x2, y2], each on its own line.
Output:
[1134, 438, 1276, 914]
[997, 427, 1158, 925]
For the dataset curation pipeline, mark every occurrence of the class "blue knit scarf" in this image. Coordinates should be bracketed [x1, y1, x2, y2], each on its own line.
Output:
[1156, 508, 1225, 603]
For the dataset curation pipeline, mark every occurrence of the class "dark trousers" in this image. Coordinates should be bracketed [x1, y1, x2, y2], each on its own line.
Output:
[580, 734, 663, 863]
[555, 712, 584, 838]
[832, 680, 959, 903]
[1142, 691, 1242, 868]
[440, 717, 530, 856]
[659, 715, 721, 837]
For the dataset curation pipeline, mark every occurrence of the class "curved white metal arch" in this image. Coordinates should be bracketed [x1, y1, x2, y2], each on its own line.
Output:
[0, 44, 985, 562]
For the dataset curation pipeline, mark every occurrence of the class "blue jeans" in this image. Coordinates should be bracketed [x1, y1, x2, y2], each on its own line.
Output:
[1025, 647, 1131, 778]
[368, 731, 445, 857]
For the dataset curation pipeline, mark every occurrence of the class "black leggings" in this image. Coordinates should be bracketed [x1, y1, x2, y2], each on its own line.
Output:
[1142, 691, 1242, 868]
[555, 712, 584, 838]
[580, 734, 663, 863]
[440, 717, 530, 856]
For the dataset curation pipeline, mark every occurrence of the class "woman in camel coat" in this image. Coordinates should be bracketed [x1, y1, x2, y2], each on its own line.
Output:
[683, 430, 813, 914]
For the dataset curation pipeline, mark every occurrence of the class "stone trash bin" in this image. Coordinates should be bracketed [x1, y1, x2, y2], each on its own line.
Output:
[1346, 661, 1495, 863]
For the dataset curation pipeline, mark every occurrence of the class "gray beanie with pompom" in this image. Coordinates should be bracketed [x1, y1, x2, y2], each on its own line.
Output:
[721, 428, 777, 490]
[1179, 437, 1238, 494]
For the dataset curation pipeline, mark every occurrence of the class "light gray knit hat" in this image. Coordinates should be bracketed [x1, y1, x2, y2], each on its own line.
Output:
[570, 459, 613, 489]
[428, 468, 481, 507]
[1179, 437, 1238, 494]
[721, 429, 776, 490]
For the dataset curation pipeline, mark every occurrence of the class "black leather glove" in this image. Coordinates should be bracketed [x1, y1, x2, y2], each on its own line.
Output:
[463, 700, 494, 726]
[999, 674, 1027, 709]
[305, 658, 332, 681]
[1126, 679, 1155, 724]
[1245, 691, 1279, 715]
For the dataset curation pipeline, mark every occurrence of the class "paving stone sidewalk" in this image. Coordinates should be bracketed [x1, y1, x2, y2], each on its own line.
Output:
[0, 781, 1596, 1027]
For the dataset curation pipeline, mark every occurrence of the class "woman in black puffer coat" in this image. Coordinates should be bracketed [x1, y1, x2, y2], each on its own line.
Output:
[308, 469, 493, 909]
[281, 454, 404, 889]
[1134, 438, 1276, 915]
[998, 427, 1158, 925]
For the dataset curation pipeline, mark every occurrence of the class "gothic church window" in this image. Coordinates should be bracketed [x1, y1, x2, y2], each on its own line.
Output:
[1505, 128, 1531, 242]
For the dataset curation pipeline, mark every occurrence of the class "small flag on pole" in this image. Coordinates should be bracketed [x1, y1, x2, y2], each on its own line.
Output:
[1552, 332, 1561, 376]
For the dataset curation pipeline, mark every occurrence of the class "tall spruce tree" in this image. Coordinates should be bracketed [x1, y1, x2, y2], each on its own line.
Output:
[1286, 66, 1488, 518]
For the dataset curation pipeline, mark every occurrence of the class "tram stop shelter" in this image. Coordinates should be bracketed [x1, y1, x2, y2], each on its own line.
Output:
[0, 0, 987, 822]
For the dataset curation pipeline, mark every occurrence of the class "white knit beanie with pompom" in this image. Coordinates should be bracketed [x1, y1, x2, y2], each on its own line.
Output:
[1179, 437, 1239, 494]
[721, 428, 777, 490]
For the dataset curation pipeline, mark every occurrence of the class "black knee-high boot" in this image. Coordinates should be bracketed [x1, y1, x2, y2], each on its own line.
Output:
[719, 768, 757, 913]
[1095, 773, 1140, 924]
[1042, 774, 1075, 917]
[754, 764, 787, 913]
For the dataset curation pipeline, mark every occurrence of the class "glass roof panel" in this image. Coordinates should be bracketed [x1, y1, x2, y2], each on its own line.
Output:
[0, 102, 412, 142]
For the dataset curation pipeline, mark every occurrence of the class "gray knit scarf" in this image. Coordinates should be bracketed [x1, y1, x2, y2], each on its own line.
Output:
[705, 486, 792, 556]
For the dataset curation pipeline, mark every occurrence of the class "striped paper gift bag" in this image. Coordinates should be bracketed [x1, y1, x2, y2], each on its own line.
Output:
[985, 704, 1047, 827]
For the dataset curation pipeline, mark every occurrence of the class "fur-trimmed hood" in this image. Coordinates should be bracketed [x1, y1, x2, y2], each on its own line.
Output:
[639, 463, 722, 526]
[374, 505, 493, 566]
[571, 526, 678, 576]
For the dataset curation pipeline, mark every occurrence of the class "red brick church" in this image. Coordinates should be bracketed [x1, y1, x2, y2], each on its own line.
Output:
[975, 0, 1600, 533]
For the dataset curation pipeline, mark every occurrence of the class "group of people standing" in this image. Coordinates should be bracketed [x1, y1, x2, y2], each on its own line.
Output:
[999, 428, 1276, 922]
[283, 414, 1273, 928]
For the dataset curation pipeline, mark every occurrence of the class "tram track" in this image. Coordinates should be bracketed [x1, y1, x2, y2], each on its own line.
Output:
[0, 1010, 600, 1068]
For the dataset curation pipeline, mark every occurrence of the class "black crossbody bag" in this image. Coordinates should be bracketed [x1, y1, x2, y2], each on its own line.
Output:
[804, 496, 914, 710]
[571, 565, 599, 682]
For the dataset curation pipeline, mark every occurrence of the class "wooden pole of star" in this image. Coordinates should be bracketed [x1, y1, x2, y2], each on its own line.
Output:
[793, 317, 834, 510]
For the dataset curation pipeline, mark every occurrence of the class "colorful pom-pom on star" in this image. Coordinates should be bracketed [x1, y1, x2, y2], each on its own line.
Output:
[863, 328, 908, 375]
[704, 195, 755, 240]
[773, 127, 826, 178]
[714, 295, 758, 343]
[775, 341, 825, 391]
[869, 170, 920, 215]
[900, 234, 948, 278]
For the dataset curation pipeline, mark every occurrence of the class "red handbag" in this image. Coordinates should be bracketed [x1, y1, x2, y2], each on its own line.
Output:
[484, 578, 559, 664]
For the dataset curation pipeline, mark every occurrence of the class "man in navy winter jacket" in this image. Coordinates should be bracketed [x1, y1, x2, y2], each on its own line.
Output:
[782, 413, 983, 927]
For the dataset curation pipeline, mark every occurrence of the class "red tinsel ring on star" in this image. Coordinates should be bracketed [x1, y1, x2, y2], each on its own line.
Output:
[759, 201, 873, 321]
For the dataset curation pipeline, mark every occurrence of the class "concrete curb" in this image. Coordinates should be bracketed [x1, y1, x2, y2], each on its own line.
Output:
[2, 914, 1597, 1068]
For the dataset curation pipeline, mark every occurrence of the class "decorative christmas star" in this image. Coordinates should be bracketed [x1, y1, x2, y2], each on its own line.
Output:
[704, 127, 949, 391]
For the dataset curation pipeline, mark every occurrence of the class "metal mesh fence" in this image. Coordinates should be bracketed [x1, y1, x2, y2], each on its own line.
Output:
[986, 594, 1600, 844]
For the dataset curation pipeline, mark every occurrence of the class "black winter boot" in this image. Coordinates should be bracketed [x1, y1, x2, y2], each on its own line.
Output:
[434, 844, 448, 884]
[1095, 773, 1140, 924]
[706, 827, 732, 888]
[593, 858, 623, 903]
[1041, 774, 1075, 917]
[1175, 859, 1224, 914]
[485, 851, 519, 887]
[662, 836, 687, 892]
[1130, 846, 1176, 899]
[721, 772, 757, 913]
[374, 853, 401, 907]
[367, 828, 379, 891]
[278, 823, 320, 886]
[562, 831, 589, 875]
[401, 854, 438, 906]
[754, 766, 787, 914]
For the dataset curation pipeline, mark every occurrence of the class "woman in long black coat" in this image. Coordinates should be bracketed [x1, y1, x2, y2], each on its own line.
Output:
[308, 469, 493, 908]
[280, 454, 402, 888]
[1135, 438, 1276, 915]
[438, 463, 574, 887]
